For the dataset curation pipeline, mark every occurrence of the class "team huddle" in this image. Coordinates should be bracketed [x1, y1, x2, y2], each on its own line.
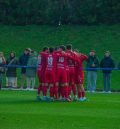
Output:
[37, 44, 88, 102]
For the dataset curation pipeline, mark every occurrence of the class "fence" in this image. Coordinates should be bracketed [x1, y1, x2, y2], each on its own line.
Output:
[0, 65, 120, 91]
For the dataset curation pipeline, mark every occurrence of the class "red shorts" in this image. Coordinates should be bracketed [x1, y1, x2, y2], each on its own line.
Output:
[75, 71, 84, 84]
[69, 67, 75, 84]
[66, 68, 69, 83]
[37, 70, 45, 83]
[45, 70, 55, 84]
[56, 68, 68, 83]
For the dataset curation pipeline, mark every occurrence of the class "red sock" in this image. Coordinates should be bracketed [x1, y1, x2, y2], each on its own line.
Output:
[61, 87, 65, 98]
[64, 86, 69, 99]
[42, 86, 47, 96]
[50, 87, 54, 98]
[37, 84, 42, 95]
[82, 91, 85, 98]
[72, 84, 76, 96]
[68, 86, 72, 96]
[54, 86, 58, 99]
[58, 87, 61, 98]
[78, 91, 82, 99]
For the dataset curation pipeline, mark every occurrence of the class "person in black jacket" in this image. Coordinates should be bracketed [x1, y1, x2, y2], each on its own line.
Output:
[100, 51, 115, 93]
[6, 52, 19, 87]
[86, 50, 99, 92]
[118, 62, 120, 69]
[19, 48, 31, 89]
[0, 52, 6, 90]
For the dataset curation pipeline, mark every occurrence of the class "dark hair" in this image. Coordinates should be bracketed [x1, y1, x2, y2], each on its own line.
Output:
[60, 45, 66, 51]
[31, 50, 34, 54]
[66, 44, 72, 50]
[90, 50, 96, 53]
[49, 47, 54, 53]
[25, 48, 31, 52]
[43, 47, 48, 52]
[54, 46, 59, 51]
[10, 51, 15, 58]
[105, 51, 110, 54]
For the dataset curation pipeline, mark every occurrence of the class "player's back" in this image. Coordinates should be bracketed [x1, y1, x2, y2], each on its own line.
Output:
[66, 50, 75, 68]
[45, 53, 56, 70]
[56, 51, 67, 69]
[37, 52, 47, 71]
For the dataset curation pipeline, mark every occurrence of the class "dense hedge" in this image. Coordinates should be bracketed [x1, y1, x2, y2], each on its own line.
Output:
[0, 0, 120, 25]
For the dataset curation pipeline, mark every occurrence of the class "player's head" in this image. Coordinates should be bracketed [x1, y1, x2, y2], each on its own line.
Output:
[66, 44, 72, 50]
[49, 47, 54, 53]
[54, 46, 59, 51]
[43, 46, 49, 52]
[59, 45, 66, 51]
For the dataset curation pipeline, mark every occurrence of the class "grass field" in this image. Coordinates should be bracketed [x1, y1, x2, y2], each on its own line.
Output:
[0, 24, 120, 90]
[0, 90, 120, 129]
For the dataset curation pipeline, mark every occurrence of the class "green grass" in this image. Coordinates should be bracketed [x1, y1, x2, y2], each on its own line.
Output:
[0, 24, 120, 58]
[0, 24, 120, 90]
[0, 90, 120, 129]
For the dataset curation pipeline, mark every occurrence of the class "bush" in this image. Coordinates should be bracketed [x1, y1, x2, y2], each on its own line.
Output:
[0, 0, 120, 25]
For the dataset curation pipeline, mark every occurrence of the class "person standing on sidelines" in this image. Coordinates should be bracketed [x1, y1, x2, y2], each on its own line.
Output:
[118, 62, 120, 69]
[0, 52, 6, 90]
[19, 48, 31, 89]
[6, 52, 19, 88]
[86, 50, 99, 93]
[100, 51, 115, 93]
[26, 51, 38, 90]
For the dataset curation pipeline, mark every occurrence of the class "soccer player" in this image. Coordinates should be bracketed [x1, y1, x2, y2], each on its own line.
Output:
[44, 47, 56, 101]
[74, 50, 88, 102]
[37, 47, 48, 101]
[55, 45, 76, 102]
[66, 44, 77, 101]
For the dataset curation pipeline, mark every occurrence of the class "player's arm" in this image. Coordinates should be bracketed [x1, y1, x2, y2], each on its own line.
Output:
[66, 53, 77, 64]
[79, 53, 88, 61]
[53, 54, 57, 69]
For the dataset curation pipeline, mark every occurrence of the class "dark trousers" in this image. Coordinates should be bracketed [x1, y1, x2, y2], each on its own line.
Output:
[103, 73, 111, 92]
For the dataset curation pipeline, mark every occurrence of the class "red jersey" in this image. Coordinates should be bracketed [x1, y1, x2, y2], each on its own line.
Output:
[37, 52, 47, 72]
[45, 53, 56, 71]
[66, 50, 75, 68]
[79, 53, 88, 70]
[37, 52, 47, 83]
[44, 53, 56, 84]
[75, 52, 88, 84]
[55, 51, 68, 69]
[55, 50, 77, 68]
[55, 50, 73, 83]
[66, 50, 77, 83]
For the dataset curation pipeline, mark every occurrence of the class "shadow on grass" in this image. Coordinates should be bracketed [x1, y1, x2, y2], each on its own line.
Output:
[0, 99, 79, 105]
[0, 99, 40, 105]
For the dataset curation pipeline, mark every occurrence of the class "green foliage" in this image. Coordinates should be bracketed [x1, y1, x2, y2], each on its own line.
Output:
[0, 0, 120, 25]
